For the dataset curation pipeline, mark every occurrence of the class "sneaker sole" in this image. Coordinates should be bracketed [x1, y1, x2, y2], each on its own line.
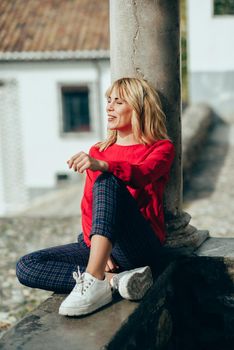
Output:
[58, 293, 112, 316]
[118, 266, 153, 301]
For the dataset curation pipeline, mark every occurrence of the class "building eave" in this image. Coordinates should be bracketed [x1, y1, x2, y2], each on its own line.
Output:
[0, 50, 110, 62]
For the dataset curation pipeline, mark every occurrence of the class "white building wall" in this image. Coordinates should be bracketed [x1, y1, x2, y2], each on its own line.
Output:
[98, 61, 111, 136]
[187, 0, 234, 118]
[0, 59, 110, 214]
[0, 79, 28, 214]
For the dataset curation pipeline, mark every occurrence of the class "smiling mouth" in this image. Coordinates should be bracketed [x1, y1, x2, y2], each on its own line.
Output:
[108, 116, 116, 121]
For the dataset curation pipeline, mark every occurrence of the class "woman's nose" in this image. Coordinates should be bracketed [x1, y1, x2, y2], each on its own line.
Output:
[107, 102, 114, 111]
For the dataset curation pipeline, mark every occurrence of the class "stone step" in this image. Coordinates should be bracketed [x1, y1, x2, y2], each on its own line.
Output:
[196, 237, 234, 258]
[0, 294, 138, 350]
[1, 237, 234, 350]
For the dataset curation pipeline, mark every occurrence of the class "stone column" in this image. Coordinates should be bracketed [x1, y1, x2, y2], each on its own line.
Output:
[109, 0, 208, 253]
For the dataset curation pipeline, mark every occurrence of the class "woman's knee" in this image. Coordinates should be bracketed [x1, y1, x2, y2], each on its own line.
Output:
[93, 172, 124, 192]
[94, 172, 116, 184]
[16, 252, 38, 287]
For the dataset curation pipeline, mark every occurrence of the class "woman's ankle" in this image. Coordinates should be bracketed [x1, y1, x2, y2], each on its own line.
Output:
[85, 269, 105, 281]
[105, 272, 116, 284]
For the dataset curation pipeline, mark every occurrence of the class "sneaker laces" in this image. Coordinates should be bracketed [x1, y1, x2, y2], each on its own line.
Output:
[72, 266, 94, 295]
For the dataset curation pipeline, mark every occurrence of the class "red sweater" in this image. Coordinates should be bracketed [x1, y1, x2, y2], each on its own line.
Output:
[81, 139, 175, 247]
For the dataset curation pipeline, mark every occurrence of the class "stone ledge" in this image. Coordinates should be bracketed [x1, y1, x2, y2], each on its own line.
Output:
[106, 237, 234, 350]
[195, 237, 234, 258]
[0, 294, 138, 350]
[1, 237, 234, 350]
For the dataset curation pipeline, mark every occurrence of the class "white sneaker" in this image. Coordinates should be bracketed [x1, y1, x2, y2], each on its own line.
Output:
[59, 267, 112, 316]
[111, 266, 153, 301]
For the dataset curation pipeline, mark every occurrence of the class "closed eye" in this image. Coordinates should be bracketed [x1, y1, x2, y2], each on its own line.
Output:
[107, 99, 123, 105]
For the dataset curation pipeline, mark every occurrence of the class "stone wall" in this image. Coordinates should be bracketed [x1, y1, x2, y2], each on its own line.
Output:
[104, 238, 234, 350]
[173, 258, 234, 349]
[1, 238, 233, 349]
[182, 103, 214, 183]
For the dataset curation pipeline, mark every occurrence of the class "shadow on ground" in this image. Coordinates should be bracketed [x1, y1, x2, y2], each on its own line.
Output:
[183, 117, 230, 202]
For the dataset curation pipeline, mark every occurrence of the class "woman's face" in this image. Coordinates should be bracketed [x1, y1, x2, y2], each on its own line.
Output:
[106, 88, 133, 132]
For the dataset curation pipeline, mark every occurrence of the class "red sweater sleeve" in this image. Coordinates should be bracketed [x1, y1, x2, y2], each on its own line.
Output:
[107, 140, 175, 188]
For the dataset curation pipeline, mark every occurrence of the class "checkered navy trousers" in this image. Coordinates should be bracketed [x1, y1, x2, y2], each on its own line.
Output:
[16, 173, 162, 293]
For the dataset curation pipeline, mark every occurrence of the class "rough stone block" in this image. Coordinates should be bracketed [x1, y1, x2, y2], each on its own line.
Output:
[1, 238, 234, 350]
[182, 103, 214, 181]
[0, 294, 138, 350]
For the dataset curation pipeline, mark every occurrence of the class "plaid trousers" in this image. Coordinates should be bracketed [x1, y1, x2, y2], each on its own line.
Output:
[16, 173, 162, 293]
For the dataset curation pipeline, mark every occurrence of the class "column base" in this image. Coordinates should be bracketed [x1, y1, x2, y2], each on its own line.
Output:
[164, 211, 209, 256]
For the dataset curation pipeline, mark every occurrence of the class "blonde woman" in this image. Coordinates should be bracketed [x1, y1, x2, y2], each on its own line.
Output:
[16, 77, 175, 316]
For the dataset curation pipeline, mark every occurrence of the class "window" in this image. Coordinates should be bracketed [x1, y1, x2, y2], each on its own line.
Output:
[214, 0, 234, 15]
[61, 86, 91, 133]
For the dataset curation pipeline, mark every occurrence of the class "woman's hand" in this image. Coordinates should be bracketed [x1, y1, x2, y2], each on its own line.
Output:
[67, 152, 108, 173]
[105, 256, 119, 273]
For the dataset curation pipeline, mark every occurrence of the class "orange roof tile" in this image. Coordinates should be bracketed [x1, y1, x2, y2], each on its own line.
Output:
[0, 0, 109, 53]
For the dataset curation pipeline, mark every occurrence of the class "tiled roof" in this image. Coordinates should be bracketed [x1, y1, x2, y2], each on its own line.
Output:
[0, 0, 109, 53]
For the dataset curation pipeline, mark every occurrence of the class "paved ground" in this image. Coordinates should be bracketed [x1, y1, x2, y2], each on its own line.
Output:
[15, 178, 85, 217]
[0, 217, 81, 337]
[0, 114, 234, 337]
[184, 117, 234, 238]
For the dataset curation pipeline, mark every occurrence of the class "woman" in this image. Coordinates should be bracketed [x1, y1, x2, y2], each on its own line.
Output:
[16, 77, 175, 317]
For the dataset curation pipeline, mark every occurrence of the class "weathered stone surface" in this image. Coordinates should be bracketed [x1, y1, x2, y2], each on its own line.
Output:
[105, 239, 234, 350]
[164, 211, 209, 255]
[196, 237, 234, 258]
[0, 216, 81, 338]
[104, 262, 178, 350]
[172, 238, 234, 350]
[165, 103, 215, 253]
[0, 294, 138, 350]
[184, 120, 234, 239]
[1, 238, 234, 350]
[155, 309, 173, 349]
[182, 103, 214, 179]
[217, 295, 234, 308]
[164, 103, 215, 254]
[110, 0, 182, 215]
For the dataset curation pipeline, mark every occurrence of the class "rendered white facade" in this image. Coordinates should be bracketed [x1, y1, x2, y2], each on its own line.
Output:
[187, 0, 234, 119]
[3, 1, 234, 215]
[0, 59, 110, 215]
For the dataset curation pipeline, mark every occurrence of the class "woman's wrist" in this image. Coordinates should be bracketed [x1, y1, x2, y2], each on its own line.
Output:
[99, 160, 109, 172]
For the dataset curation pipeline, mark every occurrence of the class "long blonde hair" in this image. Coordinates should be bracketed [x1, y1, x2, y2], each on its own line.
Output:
[98, 77, 169, 151]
